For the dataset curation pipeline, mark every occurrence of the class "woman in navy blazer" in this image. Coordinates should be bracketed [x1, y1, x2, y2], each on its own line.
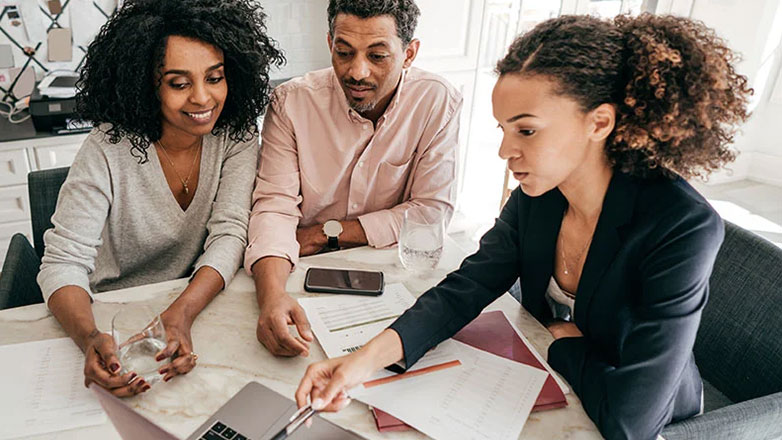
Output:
[294, 14, 752, 440]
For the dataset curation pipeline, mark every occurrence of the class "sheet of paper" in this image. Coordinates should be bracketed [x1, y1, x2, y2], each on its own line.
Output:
[0, 338, 107, 439]
[351, 340, 548, 440]
[299, 283, 417, 358]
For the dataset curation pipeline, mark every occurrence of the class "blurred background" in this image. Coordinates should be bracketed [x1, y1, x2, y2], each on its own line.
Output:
[1, 0, 780, 265]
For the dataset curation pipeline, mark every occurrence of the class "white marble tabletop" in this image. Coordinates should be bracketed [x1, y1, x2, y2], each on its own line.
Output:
[1, 237, 601, 440]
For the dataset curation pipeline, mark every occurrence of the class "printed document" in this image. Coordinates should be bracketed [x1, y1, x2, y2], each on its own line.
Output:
[351, 340, 548, 440]
[299, 283, 417, 358]
[0, 338, 106, 439]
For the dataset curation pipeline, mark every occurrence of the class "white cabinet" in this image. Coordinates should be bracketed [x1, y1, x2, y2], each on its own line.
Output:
[0, 185, 30, 223]
[0, 133, 86, 264]
[35, 143, 82, 170]
[0, 149, 30, 187]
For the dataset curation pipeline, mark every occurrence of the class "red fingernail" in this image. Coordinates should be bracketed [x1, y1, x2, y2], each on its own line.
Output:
[156, 354, 165, 361]
[164, 376, 171, 382]
[129, 373, 137, 380]
[143, 385, 151, 391]
[159, 368, 168, 375]
[110, 363, 120, 372]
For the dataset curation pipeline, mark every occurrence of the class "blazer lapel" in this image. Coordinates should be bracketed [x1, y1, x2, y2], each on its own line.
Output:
[574, 172, 639, 328]
[520, 188, 567, 321]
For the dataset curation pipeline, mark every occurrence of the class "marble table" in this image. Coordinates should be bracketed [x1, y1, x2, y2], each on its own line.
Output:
[1, 237, 602, 440]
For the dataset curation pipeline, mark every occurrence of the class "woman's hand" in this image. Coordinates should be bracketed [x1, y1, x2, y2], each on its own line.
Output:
[547, 321, 584, 340]
[295, 352, 377, 412]
[156, 309, 197, 382]
[295, 329, 404, 412]
[83, 330, 149, 396]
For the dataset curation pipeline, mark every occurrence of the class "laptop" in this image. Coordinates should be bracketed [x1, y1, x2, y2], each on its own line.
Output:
[90, 381, 363, 440]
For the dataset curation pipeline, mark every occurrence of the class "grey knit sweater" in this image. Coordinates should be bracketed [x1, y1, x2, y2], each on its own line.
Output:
[38, 128, 258, 303]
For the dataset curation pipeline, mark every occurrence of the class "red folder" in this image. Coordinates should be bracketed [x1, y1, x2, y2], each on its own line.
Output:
[371, 310, 568, 432]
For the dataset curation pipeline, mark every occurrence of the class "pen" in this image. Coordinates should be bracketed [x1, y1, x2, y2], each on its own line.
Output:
[269, 404, 316, 440]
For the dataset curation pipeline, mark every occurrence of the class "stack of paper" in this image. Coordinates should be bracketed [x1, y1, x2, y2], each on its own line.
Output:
[0, 338, 106, 439]
[351, 339, 548, 440]
[300, 285, 550, 440]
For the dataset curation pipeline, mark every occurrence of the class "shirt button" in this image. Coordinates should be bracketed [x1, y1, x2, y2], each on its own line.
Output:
[358, 161, 364, 168]
[352, 203, 358, 209]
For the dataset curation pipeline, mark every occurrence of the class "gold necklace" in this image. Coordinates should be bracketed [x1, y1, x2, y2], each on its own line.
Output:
[558, 227, 593, 276]
[156, 138, 201, 195]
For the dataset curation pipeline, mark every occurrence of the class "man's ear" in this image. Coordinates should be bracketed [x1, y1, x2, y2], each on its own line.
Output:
[402, 39, 420, 69]
[587, 103, 616, 143]
[326, 32, 333, 51]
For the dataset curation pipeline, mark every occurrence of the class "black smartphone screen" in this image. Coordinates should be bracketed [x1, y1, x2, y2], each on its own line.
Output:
[305, 268, 383, 295]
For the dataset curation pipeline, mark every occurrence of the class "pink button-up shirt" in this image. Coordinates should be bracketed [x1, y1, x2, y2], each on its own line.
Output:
[244, 67, 462, 271]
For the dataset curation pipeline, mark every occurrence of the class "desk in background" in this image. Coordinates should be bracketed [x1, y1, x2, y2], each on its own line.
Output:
[0, 239, 601, 440]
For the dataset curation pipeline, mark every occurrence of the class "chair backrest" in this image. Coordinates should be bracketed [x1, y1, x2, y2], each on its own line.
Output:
[694, 221, 782, 403]
[28, 167, 69, 259]
[0, 233, 43, 309]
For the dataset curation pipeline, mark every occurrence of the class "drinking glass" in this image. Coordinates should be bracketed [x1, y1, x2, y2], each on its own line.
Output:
[399, 208, 444, 272]
[112, 305, 169, 384]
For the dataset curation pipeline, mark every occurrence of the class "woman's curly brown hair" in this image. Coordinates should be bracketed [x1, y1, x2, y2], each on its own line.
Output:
[76, 0, 285, 164]
[496, 13, 753, 179]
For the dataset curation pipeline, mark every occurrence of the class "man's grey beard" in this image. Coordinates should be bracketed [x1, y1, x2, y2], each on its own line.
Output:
[349, 99, 376, 114]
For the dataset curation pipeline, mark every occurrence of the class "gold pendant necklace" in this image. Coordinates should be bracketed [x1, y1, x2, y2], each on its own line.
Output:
[157, 138, 201, 195]
[558, 229, 592, 276]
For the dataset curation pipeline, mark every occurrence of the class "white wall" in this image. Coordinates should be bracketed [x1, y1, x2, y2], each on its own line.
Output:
[258, 0, 332, 80]
[687, 0, 782, 185]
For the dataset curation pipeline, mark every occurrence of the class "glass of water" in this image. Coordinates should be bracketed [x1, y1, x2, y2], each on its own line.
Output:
[112, 305, 169, 385]
[399, 208, 444, 272]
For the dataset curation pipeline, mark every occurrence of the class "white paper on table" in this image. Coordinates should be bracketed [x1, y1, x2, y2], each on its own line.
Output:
[351, 340, 549, 440]
[0, 338, 107, 439]
[298, 283, 417, 359]
[498, 309, 571, 395]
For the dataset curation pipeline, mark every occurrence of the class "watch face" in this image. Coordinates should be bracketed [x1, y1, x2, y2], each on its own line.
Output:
[323, 220, 343, 237]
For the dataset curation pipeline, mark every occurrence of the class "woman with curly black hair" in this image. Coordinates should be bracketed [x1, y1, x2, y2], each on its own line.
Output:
[295, 13, 751, 440]
[38, 0, 284, 397]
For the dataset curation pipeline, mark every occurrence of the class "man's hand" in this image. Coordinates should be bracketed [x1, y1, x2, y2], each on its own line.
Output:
[546, 321, 584, 340]
[257, 291, 314, 357]
[297, 224, 327, 256]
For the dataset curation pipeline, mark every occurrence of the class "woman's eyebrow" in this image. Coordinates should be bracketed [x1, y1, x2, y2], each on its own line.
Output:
[162, 63, 224, 76]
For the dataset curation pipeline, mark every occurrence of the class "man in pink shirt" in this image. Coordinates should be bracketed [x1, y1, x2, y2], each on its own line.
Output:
[245, 0, 463, 357]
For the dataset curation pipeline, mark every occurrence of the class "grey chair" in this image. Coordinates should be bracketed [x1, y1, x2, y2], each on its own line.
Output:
[663, 221, 782, 439]
[29, 167, 70, 259]
[0, 167, 69, 310]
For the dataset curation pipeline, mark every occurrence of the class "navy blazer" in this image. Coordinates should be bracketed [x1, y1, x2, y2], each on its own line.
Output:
[390, 171, 724, 440]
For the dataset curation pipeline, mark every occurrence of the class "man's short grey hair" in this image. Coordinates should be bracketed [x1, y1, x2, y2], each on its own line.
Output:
[327, 0, 421, 46]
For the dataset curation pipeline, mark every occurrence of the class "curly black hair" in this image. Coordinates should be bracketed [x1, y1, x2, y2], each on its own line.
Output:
[496, 14, 752, 179]
[327, 0, 421, 46]
[76, 0, 285, 163]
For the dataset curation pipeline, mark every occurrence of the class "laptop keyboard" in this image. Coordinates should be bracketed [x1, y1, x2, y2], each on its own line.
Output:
[198, 420, 249, 440]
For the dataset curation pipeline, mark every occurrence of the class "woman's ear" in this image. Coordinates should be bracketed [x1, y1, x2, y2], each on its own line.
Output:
[588, 103, 616, 142]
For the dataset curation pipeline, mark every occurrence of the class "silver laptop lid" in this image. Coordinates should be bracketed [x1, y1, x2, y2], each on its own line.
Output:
[92, 381, 364, 440]
[89, 383, 180, 440]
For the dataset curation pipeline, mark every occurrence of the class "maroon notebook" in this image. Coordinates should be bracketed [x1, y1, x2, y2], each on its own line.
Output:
[371, 310, 568, 432]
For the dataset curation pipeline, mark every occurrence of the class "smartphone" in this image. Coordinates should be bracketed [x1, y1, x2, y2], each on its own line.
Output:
[303, 268, 384, 296]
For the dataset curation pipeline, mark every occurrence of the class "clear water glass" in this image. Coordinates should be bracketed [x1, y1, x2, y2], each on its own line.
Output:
[399, 208, 444, 272]
[112, 305, 169, 384]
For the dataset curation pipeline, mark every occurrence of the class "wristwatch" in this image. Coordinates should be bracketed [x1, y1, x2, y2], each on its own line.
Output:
[322, 220, 343, 251]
